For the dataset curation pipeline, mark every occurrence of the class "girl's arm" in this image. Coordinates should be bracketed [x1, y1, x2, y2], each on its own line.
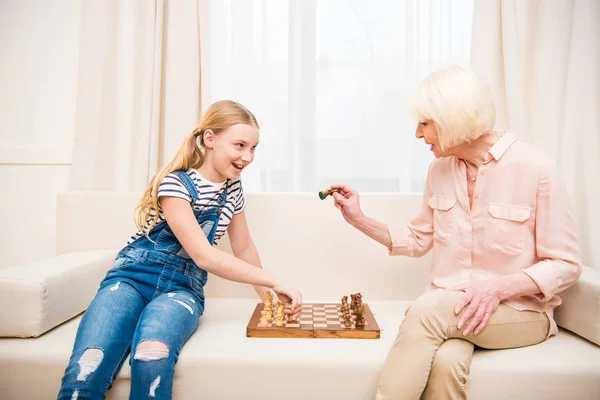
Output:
[160, 197, 301, 311]
[227, 210, 270, 302]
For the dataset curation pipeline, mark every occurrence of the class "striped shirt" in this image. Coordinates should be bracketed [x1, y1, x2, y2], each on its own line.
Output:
[128, 169, 246, 244]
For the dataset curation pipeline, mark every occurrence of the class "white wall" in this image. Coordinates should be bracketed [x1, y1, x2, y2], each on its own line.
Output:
[0, 0, 80, 267]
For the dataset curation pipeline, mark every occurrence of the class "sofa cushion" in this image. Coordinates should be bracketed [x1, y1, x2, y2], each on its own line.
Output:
[1, 299, 598, 400]
[0, 250, 117, 338]
[554, 265, 600, 346]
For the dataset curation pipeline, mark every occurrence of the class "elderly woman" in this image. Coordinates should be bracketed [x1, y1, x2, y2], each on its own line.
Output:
[327, 65, 581, 399]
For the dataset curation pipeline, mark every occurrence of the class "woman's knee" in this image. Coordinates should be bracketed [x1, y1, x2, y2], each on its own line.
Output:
[407, 291, 465, 319]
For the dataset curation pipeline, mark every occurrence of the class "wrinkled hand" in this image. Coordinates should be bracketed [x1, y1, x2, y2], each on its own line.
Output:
[272, 284, 303, 319]
[329, 184, 364, 225]
[450, 279, 505, 336]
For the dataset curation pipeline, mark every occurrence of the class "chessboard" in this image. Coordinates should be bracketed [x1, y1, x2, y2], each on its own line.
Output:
[246, 303, 380, 339]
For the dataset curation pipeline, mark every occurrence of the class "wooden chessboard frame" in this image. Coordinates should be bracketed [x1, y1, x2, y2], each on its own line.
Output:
[246, 303, 380, 339]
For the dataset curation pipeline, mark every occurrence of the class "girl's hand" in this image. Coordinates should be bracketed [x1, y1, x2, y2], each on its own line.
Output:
[272, 284, 303, 318]
[449, 279, 504, 336]
[329, 184, 364, 225]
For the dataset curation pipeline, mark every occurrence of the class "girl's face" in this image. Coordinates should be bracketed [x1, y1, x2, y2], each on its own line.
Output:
[203, 123, 260, 181]
[415, 120, 444, 158]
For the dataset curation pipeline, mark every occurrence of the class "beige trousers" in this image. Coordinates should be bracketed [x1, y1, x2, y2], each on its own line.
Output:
[375, 291, 549, 400]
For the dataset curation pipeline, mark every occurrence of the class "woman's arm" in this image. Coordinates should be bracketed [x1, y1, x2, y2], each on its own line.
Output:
[160, 197, 302, 310]
[521, 163, 582, 299]
[344, 213, 393, 248]
[227, 210, 270, 302]
[329, 173, 434, 257]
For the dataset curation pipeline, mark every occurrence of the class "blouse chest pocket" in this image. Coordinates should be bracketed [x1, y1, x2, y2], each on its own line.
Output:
[429, 194, 457, 246]
[485, 203, 532, 256]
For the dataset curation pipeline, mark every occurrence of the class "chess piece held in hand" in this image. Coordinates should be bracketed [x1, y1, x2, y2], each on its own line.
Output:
[318, 187, 341, 200]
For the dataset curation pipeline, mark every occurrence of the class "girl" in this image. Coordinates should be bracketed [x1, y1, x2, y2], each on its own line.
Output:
[58, 100, 303, 399]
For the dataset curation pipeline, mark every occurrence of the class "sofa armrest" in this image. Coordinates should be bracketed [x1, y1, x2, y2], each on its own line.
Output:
[0, 250, 117, 338]
[554, 265, 600, 346]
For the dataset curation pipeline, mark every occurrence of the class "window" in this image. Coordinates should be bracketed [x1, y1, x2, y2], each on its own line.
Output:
[200, 0, 474, 192]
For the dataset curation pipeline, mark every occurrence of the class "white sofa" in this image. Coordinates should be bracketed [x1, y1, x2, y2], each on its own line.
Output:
[1, 192, 599, 400]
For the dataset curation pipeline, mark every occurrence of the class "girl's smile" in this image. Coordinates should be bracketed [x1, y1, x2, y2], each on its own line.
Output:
[198, 123, 260, 182]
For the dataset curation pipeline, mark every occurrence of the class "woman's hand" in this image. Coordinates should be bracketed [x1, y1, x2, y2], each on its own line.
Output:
[272, 283, 303, 318]
[449, 279, 505, 336]
[329, 184, 364, 225]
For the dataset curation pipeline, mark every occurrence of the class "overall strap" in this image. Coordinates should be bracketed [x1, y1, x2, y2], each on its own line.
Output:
[220, 179, 230, 204]
[174, 170, 199, 203]
[215, 179, 230, 216]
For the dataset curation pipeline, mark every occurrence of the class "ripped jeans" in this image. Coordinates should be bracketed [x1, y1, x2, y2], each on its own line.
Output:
[57, 246, 205, 400]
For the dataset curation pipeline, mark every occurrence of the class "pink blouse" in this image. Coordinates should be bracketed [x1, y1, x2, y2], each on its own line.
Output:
[388, 131, 582, 336]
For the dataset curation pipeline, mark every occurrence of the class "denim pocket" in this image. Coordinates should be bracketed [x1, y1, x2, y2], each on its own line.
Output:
[187, 266, 208, 294]
[111, 248, 140, 270]
[154, 226, 181, 253]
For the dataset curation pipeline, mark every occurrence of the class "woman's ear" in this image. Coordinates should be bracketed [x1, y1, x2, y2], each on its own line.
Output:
[203, 129, 215, 149]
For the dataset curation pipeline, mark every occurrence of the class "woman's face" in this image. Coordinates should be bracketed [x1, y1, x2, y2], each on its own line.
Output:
[415, 121, 444, 158]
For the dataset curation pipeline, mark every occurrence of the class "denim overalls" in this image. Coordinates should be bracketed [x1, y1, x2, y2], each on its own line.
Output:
[58, 170, 228, 400]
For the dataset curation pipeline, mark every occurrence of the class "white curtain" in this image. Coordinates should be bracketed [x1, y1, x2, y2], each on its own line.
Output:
[199, 0, 474, 193]
[69, 0, 202, 191]
[471, 0, 600, 267]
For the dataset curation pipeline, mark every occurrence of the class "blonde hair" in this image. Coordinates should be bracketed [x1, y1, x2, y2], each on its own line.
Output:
[135, 100, 259, 234]
[408, 65, 496, 150]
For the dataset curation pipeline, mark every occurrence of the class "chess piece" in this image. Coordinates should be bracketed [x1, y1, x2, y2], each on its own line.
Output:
[318, 187, 341, 200]
[264, 292, 273, 308]
[258, 315, 270, 327]
[275, 300, 285, 327]
[262, 293, 275, 323]
[342, 305, 351, 328]
[341, 295, 348, 305]
[355, 304, 366, 328]
[355, 293, 362, 306]
[288, 312, 296, 323]
[342, 306, 352, 328]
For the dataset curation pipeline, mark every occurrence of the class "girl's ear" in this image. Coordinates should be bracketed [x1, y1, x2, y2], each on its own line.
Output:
[203, 129, 215, 149]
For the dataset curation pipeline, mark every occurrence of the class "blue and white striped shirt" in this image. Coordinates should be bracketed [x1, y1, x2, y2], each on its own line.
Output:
[128, 169, 245, 244]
